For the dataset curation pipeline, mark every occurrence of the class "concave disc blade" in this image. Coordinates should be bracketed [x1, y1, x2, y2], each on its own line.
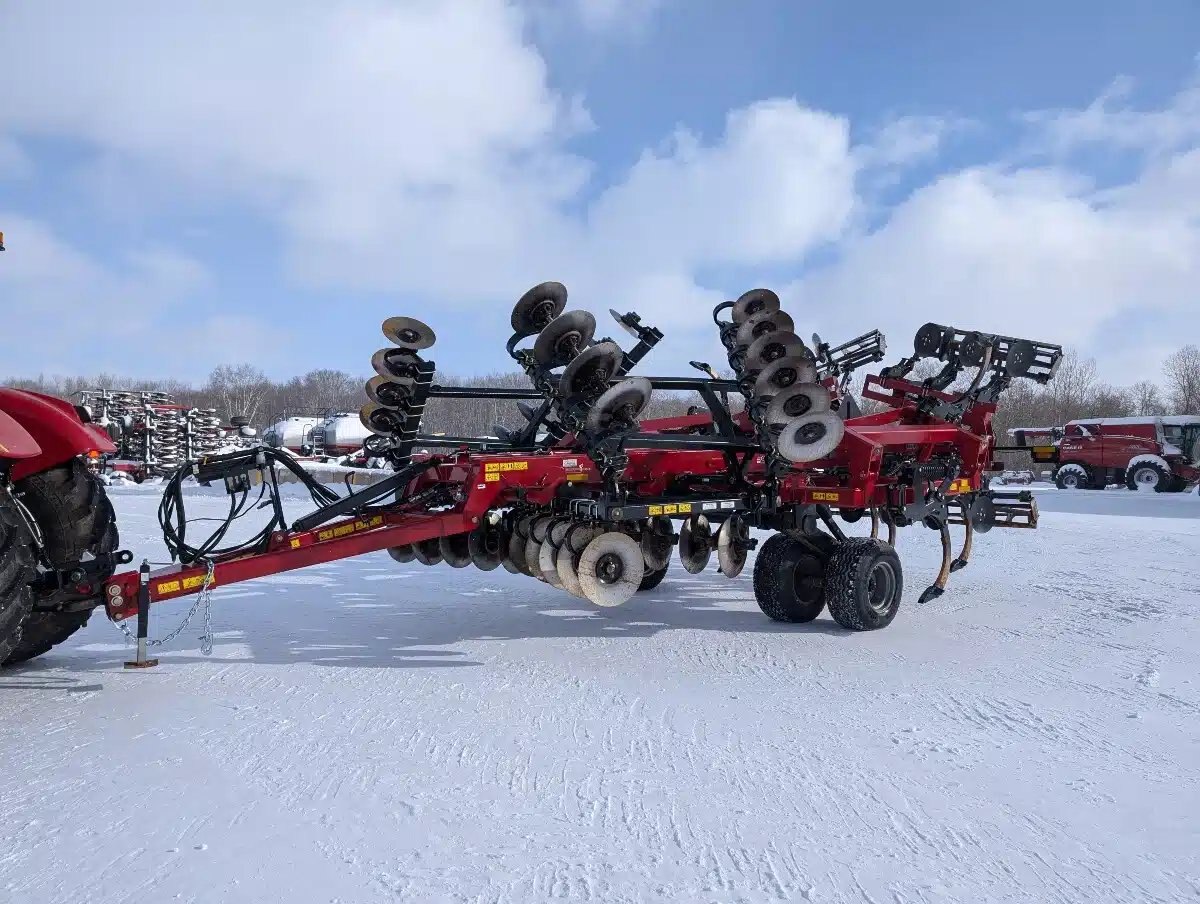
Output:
[731, 288, 781, 325]
[735, 310, 795, 349]
[640, 515, 676, 571]
[775, 411, 845, 463]
[578, 532, 645, 608]
[511, 282, 568, 335]
[717, 516, 749, 578]
[764, 383, 832, 425]
[752, 355, 818, 399]
[533, 310, 597, 368]
[584, 377, 653, 434]
[382, 316, 436, 350]
[439, 533, 473, 568]
[678, 515, 713, 574]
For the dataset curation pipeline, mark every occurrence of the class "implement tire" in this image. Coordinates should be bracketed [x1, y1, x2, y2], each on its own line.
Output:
[0, 486, 35, 663]
[752, 533, 827, 623]
[3, 462, 117, 667]
[825, 538, 903, 631]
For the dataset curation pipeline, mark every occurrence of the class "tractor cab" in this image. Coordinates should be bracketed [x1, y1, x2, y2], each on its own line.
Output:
[1162, 418, 1200, 462]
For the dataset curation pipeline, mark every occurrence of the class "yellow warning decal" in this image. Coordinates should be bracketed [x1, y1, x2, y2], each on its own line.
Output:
[947, 478, 972, 494]
[291, 538, 302, 549]
[485, 472, 501, 483]
[316, 514, 384, 543]
[565, 473, 588, 482]
[157, 574, 216, 596]
[649, 502, 694, 515]
[484, 461, 529, 473]
[811, 491, 840, 502]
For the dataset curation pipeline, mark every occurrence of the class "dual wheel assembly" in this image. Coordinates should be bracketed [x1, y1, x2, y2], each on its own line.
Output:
[752, 534, 903, 631]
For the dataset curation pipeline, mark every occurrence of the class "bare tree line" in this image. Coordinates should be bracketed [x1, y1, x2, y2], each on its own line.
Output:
[6, 345, 1197, 449]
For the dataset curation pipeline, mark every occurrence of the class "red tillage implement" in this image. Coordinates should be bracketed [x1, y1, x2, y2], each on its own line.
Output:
[96, 284, 1061, 661]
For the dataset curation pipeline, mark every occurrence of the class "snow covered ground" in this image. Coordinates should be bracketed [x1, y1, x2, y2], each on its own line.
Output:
[1, 485, 1198, 904]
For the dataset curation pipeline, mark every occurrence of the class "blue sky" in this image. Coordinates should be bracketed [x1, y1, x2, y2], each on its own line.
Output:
[0, 1, 1197, 386]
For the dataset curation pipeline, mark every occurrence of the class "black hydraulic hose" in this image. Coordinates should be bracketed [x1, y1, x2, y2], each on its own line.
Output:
[158, 447, 345, 565]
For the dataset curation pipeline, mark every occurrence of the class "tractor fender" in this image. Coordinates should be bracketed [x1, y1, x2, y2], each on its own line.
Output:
[0, 389, 116, 481]
[0, 408, 41, 460]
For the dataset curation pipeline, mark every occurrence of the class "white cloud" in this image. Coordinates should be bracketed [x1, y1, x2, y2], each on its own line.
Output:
[589, 101, 855, 270]
[0, 3, 860, 367]
[0, 3, 1195, 385]
[789, 71, 1200, 376]
[855, 115, 968, 169]
[0, 213, 212, 374]
[525, 0, 666, 39]
[573, 0, 665, 34]
[788, 154, 1199, 375]
[1023, 70, 1200, 158]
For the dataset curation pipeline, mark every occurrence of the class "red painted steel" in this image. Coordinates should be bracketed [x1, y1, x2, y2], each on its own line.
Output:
[0, 408, 41, 460]
[0, 388, 116, 479]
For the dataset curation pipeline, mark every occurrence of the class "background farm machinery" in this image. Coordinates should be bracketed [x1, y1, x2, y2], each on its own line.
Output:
[1006, 416, 1200, 492]
[76, 388, 251, 482]
[80, 283, 1061, 668]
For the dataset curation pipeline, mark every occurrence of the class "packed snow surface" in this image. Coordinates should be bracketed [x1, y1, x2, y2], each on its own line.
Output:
[1, 484, 1198, 903]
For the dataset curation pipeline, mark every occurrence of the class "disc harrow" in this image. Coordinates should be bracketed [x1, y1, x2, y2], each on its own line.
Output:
[99, 282, 1064, 664]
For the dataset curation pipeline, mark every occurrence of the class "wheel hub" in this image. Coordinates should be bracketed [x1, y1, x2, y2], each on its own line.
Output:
[796, 421, 826, 444]
[866, 560, 897, 616]
[783, 395, 812, 417]
[596, 552, 625, 585]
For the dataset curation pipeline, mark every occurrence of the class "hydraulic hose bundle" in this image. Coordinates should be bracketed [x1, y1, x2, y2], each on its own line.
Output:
[158, 447, 341, 565]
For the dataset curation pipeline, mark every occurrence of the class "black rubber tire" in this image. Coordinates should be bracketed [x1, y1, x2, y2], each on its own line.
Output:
[3, 462, 117, 667]
[0, 486, 35, 663]
[637, 563, 669, 592]
[752, 533, 827, 623]
[825, 538, 903, 631]
[1054, 465, 1090, 490]
[1125, 460, 1173, 493]
[1167, 476, 1189, 493]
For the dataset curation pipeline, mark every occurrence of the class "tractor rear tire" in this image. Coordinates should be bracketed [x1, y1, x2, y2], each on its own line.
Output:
[0, 487, 35, 663]
[3, 462, 117, 667]
[1125, 461, 1172, 493]
[825, 538, 903, 631]
[752, 533, 827, 623]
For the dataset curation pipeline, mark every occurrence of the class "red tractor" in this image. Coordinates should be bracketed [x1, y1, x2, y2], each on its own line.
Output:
[0, 389, 124, 665]
[1008, 416, 1200, 492]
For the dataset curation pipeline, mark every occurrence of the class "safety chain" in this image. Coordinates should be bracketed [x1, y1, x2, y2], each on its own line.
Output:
[115, 558, 216, 654]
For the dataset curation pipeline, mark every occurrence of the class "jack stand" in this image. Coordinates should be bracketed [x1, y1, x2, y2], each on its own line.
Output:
[124, 560, 159, 669]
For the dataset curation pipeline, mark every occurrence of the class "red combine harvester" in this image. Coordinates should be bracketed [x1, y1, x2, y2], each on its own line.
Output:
[2, 280, 1063, 669]
[1008, 417, 1200, 492]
